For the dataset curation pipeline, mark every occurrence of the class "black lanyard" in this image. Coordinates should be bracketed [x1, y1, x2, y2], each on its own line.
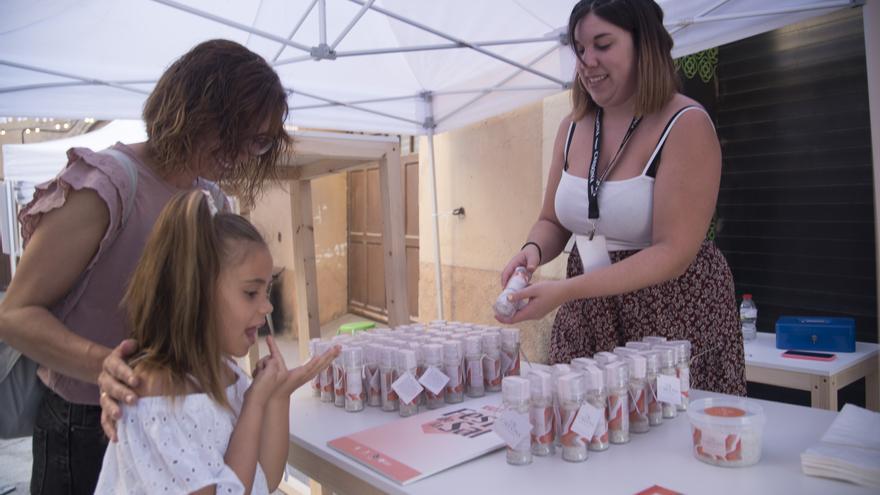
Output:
[587, 108, 642, 221]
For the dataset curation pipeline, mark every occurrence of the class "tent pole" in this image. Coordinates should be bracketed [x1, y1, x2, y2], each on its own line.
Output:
[863, 0, 880, 408]
[423, 94, 444, 320]
[6, 181, 17, 277]
[667, 0, 855, 27]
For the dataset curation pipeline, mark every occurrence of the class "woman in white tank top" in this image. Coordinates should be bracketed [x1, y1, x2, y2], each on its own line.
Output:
[497, 0, 745, 396]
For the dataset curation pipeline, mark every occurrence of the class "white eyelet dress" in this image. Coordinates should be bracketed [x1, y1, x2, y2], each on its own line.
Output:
[94, 363, 269, 494]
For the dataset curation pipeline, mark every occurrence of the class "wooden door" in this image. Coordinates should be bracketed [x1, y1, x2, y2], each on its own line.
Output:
[348, 153, 419, 320]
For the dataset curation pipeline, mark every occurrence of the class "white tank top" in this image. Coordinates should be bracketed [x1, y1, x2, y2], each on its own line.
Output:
[555, 106, 708, 251]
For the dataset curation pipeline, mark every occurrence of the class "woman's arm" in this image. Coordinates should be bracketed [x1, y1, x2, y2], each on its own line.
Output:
[501, 117, 574, 285]
[0, 188, 111, 383]
[507, 108, 721, 321]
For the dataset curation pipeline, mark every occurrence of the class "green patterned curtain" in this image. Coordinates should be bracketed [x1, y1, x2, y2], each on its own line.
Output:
[675, 48, 718, 83]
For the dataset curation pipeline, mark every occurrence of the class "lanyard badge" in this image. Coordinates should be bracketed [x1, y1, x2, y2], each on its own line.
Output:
[578, 108, 641, 275]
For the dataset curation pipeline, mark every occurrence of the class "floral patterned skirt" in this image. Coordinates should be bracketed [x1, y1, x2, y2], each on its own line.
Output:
[549, 241, 747, 396]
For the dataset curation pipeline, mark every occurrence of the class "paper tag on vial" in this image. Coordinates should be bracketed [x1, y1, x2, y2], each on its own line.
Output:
[418, 366, 450, 395]
[657, 374, 682, 405]
[392, 372, 424, 405]
[493, 409, 532, 448]
[571, 401, 604, 439]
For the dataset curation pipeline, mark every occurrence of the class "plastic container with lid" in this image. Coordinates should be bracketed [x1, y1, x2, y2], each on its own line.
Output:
[625, 341, 652, 352]
[502, 376, 532, 466]
[528, 370, 555, 457]
[557, 373, 588, 462]
[687, 397, 766, 468]
[500, 327, 521, 377]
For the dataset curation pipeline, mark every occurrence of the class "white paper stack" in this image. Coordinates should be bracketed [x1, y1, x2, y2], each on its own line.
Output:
[801, 404, 880, 487]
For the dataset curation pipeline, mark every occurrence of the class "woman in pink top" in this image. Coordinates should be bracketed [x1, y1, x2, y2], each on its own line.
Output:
[0, 39, 289, 494]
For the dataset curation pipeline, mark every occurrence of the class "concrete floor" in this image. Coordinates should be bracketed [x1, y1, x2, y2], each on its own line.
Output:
[0, 313, 382, 494]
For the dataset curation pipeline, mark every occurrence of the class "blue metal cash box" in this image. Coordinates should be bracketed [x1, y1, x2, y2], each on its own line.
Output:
[775, 316, 856, 352]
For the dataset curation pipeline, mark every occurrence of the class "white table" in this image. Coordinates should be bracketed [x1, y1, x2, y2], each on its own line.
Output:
[286, 387, 876, 495]
[744, 332, 879, 411]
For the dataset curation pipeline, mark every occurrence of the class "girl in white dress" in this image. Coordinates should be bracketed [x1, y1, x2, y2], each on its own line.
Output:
[94, 190, 339, 494]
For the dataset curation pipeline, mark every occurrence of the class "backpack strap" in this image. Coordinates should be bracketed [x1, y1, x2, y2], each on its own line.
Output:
[99, 148, 139, 227]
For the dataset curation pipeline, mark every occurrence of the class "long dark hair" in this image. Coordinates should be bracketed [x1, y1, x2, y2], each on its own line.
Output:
[123, 190, 266, 407]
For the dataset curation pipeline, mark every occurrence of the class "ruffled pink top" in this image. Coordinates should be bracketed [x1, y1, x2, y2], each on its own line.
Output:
[20, 143, 219, 405]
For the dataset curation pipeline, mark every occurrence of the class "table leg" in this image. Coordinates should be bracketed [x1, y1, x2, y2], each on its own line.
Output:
[811, 375, 836, 410]
[309, 479, 323, 495]
[867, 368, 879, 412]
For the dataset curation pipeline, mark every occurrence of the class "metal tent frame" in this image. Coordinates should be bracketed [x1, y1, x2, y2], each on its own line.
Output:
[0, 0, 868, 321]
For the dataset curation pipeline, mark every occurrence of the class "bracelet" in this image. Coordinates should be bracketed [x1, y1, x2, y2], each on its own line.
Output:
[520, 241, 542, 265]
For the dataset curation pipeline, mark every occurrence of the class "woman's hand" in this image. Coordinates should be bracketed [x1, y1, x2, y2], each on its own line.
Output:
[500, 246, 540, 288]
[99, 339, 140, 442]
[494, 280, 570, 324]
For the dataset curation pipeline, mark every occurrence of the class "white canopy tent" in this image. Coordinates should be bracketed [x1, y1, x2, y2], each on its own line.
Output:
[0, 0, 867, 319]
[0, 120, 148, 276]
[2, 120, 147, 184]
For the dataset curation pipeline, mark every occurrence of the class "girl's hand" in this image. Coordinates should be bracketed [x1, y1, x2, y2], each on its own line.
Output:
[278, 343, 340, 399]
[248, 353, 285, 405]
[259, 335, 340, 402]
[500, 248, 539, 288]
[495, 280, 569, 324]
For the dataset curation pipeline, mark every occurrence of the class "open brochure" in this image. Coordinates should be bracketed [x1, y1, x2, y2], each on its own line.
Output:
[328, 395, 504, 485]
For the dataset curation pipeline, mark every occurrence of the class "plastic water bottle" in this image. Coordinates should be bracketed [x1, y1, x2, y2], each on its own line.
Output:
[740, 294, 757, 341]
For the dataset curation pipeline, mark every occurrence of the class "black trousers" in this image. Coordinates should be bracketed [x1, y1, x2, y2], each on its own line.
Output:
[30, 387, 107, 495]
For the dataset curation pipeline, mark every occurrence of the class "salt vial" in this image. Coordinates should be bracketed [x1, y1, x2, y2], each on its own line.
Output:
[397, 349, 420, 417]
[502, 376, 533, 466]
[668, 340, 691, 412]
[550, 364, 571, 446]
[624, 354, 649, 433]
[443, 340, 465, 404]
[605, 362, 630, 444]
[364, 344, 382, 407]
[464, 336, 486, 397]
[410, 342, 427, 406]
[500, 328, 521, 377]
[643, 335, 667, 346]
[557, 373, 589, 462]
[528, 370, 555, 456]
[422, 343, 447, 409]
[317, 341, 334, 403]
[613, 346, 641, 359]
[494, 266, 531, 318]
[343, 347, 365, 412]
[582, 365, 609, 452]
[309, 338, 322, 397]
[655, 347, 678, 419]
[332, 346, 347, 407]
[482, 333, 503, 392]
[642, 351, 663, 427]
[625, 341, 652, 352]
[379, 346, 399, 412]
[570, 357, 597, 371]
[594, 351, 619, 368]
